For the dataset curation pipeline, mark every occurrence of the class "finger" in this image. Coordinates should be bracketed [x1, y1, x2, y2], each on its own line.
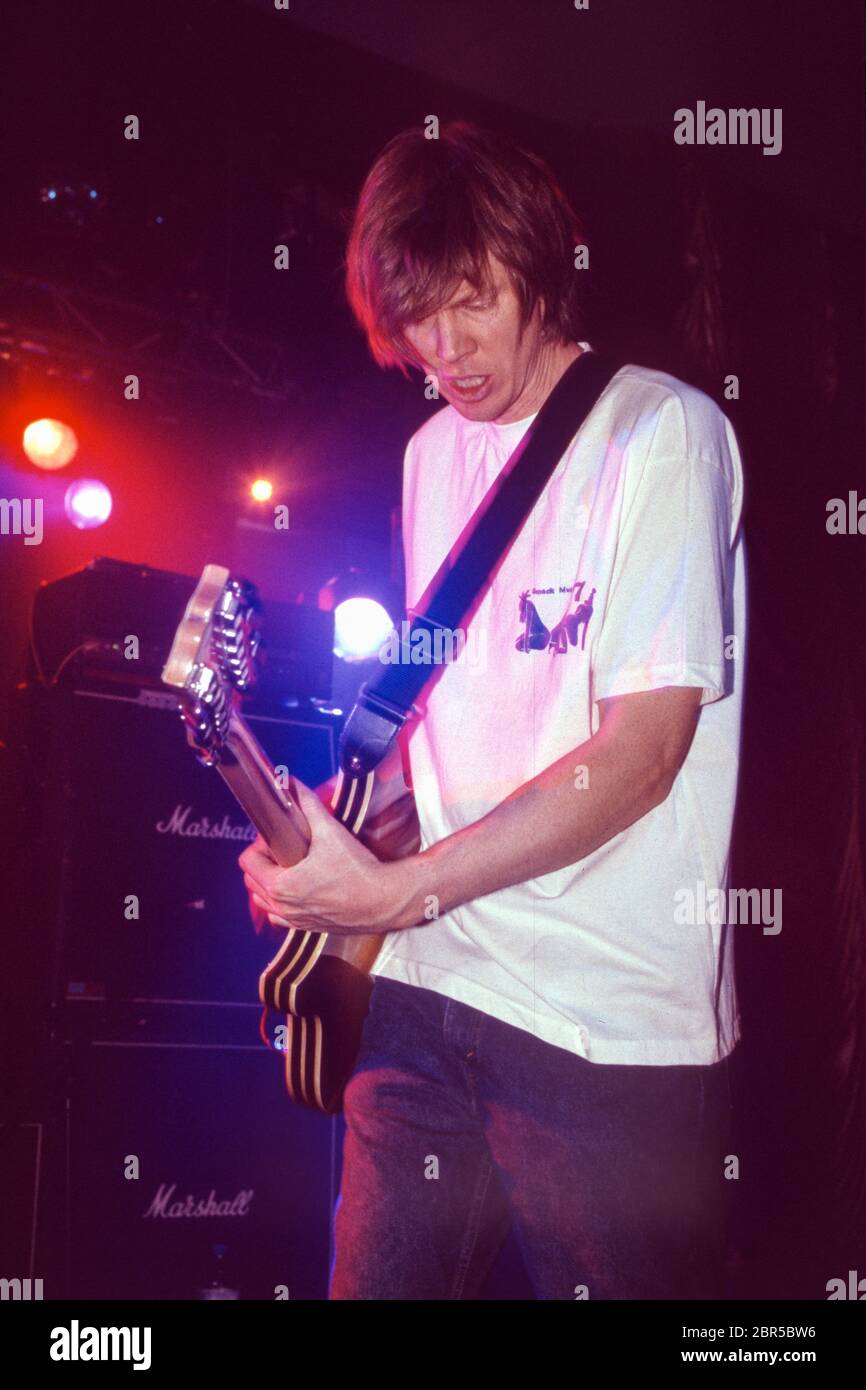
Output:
[238, 841, 278, 874]
[243, 871, 272, 902]
[242, 855, 285, 897]
[291, 776, 335, 824]
[292, 777, 367, 855]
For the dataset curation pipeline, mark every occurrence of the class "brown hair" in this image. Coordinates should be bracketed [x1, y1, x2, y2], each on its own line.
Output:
[345, 121, 585, 374]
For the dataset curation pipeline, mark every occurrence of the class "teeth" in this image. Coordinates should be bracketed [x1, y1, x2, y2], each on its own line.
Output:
[456, 377, 484, 387]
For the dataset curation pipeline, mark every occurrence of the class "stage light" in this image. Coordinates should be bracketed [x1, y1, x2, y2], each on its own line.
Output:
[64, 478, 112, 529]
[333, 597, 394, 661]
[23, 417, 79, 470]
[250, 478, 273, 502]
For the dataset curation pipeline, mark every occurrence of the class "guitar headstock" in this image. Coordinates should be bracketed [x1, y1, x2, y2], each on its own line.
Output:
[161, 563, 263, 765]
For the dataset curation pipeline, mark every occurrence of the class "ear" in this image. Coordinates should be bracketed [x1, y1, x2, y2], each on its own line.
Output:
[536, 296, 554, 341]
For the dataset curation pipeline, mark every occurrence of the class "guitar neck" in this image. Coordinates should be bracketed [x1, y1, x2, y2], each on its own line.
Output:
[218, 710, 311, 867]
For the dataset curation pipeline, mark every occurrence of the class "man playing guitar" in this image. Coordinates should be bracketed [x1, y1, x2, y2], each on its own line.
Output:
[239, 121, 745, 1301]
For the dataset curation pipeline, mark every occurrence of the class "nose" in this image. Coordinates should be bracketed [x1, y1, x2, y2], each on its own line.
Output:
[425, 311, 475, 367]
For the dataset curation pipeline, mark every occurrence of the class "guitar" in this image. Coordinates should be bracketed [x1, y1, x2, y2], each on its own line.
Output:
[162, 563, 386, 1113]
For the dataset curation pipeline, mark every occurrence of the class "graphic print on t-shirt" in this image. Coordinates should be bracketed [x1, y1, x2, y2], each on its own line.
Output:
[514, 579, 596, 654]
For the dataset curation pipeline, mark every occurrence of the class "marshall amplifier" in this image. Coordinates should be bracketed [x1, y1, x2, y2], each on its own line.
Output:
[57, 1034, 337, 1300]
[29, 556, 334, 706]
[12, 682, 344, 1300]
[38, 685, 339, 1011]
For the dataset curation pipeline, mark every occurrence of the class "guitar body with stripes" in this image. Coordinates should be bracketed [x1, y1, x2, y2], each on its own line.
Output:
[257, 767, 384, 1113]
[162, 564, 384, 1114]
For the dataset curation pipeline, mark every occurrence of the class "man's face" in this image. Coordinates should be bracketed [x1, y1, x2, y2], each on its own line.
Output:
[401, 257, 550, 424]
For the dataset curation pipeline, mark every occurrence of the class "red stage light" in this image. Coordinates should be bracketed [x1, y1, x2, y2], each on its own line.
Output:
[23, 417, 79, 469]
[250, 478, 273, 502]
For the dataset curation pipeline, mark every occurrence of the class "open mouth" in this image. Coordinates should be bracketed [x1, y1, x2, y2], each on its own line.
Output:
[446, 375, 492, 402]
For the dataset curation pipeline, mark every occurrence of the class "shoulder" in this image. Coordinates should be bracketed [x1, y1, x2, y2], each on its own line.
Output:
[600, 366, 744, 536]
[604, 364, 739, 468]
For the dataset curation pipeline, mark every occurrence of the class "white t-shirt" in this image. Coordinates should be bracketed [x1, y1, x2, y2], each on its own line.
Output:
[372, 350, 746, 1066]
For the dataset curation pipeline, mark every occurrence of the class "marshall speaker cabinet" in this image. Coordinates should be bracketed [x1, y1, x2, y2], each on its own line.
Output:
[6, 560, 345, 1299]
[23, 686, 343, 1300]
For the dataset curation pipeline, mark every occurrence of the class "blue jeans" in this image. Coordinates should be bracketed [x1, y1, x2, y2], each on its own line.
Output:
[329, 976, 733, 1300]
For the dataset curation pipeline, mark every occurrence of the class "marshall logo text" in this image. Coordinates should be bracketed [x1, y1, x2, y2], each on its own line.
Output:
[143, 1183, 254, 1219]
[155, 804, 256, 842]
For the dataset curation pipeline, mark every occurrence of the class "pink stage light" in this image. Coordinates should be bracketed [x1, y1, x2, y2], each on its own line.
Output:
[64, 478, 113, 529]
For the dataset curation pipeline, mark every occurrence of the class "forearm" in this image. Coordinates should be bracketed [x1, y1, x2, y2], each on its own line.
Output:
[394, 726, 670, 928]
[245, 688, 701, 939]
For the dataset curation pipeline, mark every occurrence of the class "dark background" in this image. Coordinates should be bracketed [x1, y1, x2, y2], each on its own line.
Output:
[0, 0, 864, 1299]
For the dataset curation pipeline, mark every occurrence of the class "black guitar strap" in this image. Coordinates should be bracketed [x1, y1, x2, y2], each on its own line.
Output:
[338, 349, 619, 776]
